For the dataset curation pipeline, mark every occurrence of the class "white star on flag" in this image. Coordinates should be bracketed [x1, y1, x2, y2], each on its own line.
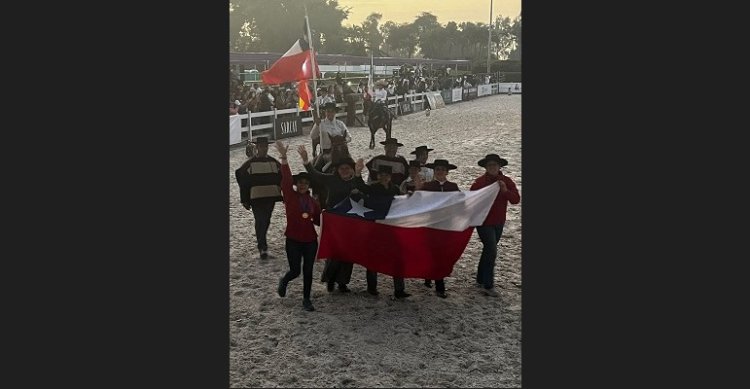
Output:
[346, 198, 373, 217]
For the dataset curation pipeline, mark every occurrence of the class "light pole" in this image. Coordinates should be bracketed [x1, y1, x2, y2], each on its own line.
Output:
[486, 0, 493, 74]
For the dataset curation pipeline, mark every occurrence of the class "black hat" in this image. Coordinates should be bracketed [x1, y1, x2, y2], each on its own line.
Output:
[376, 165, 393, 175]
[322, 102, 339, 111]
[410, 145, 434, 155]
[408, 160, 422, 168]
[477, 154, 508, 167]
[251, 136, 270, 145]
[292, 172, 312, 183]
[425, 159, 457, 170]
[380, 138, 404, 147]
[332, 157, 356, 169]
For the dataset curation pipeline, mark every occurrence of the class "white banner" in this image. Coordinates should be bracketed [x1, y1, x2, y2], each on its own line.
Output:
[452, 87, 462, 102]
[497, 83, 522, 94]
[229, 115, 242, 145]
[478, 84, 492, 96]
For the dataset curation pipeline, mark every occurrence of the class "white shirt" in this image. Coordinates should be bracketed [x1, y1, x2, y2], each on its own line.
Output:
[309, 118, 351, 151]
[373, 88, 388, 102]
[419, 166, 434, 182]
[319, 95, 335, 105]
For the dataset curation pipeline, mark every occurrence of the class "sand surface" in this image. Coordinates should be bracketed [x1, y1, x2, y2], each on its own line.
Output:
[230, 94, 522, 388]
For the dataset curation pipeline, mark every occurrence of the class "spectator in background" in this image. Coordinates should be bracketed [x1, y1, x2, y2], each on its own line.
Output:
[229, 101, 239, 115]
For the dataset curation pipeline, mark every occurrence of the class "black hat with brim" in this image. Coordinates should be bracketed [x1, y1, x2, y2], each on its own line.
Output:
[380, 138, 404, 147]
[425, 159, 457, 170]
[292, 172, 312, 183]
[332, 157, 356, 169]
[410, 145, 434, 155]
[322, 102, 339, 111]
[478, 154, 508, 167]
[251, 136, 270, 145]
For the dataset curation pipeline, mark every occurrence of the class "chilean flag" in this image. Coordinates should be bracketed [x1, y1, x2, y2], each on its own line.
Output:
[317, 183, 501, 279]
[261, 38, 319, 85]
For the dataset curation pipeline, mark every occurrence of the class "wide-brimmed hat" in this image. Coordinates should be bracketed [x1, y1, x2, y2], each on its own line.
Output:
[410, 145, 434, 155]
[425, 159, 457, 170]
[477, 154, 508, 167]
[322, 102, 339, 111]
[251, 136, 270, 145]
[292, 172, 312, 183]
[332, 157, 356, 169]
[408, 160, 422, 169]
[375, 165, 393, 175]
[380, 138, 404, 147]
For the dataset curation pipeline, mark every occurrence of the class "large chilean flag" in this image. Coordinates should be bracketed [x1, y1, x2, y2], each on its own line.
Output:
[261, 38, 319, 85]
[317, 183, 501, 279]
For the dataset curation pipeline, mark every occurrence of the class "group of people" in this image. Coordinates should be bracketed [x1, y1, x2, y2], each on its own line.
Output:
[235, 108, 520, 312]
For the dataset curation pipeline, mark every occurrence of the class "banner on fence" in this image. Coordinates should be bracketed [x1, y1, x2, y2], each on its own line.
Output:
[478, 84, 492, 97]
[491, 84, 499, 94]
[440, 89, 452, 104]
[432, 92, 446, 109]
[230, 115, 242, 145]
[452, 88, 462, 102]
[400, 102, 413, 114]
[273, 116, 303, 140]
[497, 83, 522, 94]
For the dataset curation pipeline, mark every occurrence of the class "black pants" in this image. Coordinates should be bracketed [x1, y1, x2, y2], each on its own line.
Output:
[321, 259, 353, 286]
[282, 238, 318, 300]
[424, 278, 446, 293]
[366, 270, 405, 292]
[250, 200, 275, 251]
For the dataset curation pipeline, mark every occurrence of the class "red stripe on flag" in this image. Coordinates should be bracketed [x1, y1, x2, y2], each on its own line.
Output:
[261, 50, 317, 85]
[317, 212, 474, 279]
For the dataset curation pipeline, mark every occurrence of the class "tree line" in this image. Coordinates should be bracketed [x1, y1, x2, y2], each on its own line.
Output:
[230, 0, 521, 66]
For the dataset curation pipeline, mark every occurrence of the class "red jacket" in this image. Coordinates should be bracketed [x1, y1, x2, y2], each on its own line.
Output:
[281, 164, 321, 243]
[470, 173, 520, 226]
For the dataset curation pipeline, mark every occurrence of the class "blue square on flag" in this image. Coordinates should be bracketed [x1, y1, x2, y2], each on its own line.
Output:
[328, 194, 394, 220]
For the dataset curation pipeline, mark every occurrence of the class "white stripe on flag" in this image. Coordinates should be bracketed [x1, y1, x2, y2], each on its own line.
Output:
[282, 40, 304, 57]
[376, 183, 500, 231]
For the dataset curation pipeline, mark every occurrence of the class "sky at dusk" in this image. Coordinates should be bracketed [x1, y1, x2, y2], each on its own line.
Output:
[337, 0, 521, 26]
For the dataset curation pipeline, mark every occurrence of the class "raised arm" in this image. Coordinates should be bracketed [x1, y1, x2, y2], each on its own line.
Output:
[298, 144, 333, 184]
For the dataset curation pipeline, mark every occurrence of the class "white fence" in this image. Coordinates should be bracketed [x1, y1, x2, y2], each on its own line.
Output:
[229, 83, 520, 145]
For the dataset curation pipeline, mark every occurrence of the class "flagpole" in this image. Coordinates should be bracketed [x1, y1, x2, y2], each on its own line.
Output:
[304, 4, 320, 117]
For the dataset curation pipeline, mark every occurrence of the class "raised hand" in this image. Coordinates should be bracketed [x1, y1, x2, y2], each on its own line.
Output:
[298, 144, 309, 163]
[498, 180, 508, 193]
[275, 140, 289, 157]
[354, 158, 365, 174]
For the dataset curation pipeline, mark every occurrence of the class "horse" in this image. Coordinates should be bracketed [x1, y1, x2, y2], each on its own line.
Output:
[367, 100, 392, 149]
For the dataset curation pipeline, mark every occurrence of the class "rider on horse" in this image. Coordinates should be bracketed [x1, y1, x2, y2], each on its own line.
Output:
[370, 79, 391, 123]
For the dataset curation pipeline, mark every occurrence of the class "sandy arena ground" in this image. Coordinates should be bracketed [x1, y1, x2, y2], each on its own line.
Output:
[230, 93, 522, 388]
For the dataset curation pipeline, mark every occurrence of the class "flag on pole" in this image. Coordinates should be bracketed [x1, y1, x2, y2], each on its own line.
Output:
[261, 38, 319, 85]
[316, 183, 501, 279]
[297, 79, 313, 111]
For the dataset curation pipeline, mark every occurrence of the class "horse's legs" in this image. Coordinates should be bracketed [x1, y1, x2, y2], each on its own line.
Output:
[369, 129, 375, 149]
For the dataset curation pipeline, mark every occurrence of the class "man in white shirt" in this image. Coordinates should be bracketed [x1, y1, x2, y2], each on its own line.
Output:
[310, 102, 351, 156]
[319, 88, 335, 105]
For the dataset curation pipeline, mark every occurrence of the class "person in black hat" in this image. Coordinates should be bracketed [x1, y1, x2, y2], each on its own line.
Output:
[419, 159, 460, 297]
[310, 101, 351, 160]
[234, 136, 283, 260]
[298, 144, 366, 293]
[274, 141, 321, 311]
[410, 145, 434, 182]
[365, 138, 410, 186]
[470, 154, 520, 297]
[356, 165, 411, 299]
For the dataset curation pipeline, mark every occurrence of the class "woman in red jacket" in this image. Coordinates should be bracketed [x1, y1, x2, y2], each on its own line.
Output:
[470, 154, 521, 297]
[275, 141, 322, 312]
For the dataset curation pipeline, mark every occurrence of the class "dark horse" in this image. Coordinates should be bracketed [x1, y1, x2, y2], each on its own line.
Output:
[310, 136, 351, 209]
[368, 101, 393, 149]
